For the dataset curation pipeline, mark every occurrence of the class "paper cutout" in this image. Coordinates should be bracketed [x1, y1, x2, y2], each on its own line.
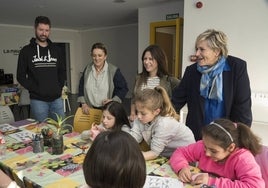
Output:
[144, 175, 184, 188]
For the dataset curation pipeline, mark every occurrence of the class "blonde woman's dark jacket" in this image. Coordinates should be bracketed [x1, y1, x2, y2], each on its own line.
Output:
[172, 56, 252, 140]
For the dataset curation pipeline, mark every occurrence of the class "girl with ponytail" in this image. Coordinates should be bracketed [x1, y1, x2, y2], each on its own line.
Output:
[128, 86, 195, 160]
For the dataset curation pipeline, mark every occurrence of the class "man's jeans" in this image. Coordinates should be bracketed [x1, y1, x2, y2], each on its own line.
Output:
[30, 97, 64, 122]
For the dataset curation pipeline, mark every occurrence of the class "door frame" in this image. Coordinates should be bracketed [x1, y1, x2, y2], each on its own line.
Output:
[150, 18, 183, 78]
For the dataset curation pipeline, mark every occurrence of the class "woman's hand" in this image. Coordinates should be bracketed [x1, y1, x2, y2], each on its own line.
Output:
[177, 167, 192, 183]
[102, 99, 112, 105]
[81, 103, 90, 115]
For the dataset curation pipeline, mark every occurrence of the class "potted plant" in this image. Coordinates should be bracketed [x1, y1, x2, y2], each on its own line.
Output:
[41, 127, 54, 147]
[44, 114, 73, 155]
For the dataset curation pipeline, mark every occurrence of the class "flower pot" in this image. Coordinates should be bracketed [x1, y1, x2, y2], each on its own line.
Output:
[51, 134, 64, 155]
[43, 137, 53, 147]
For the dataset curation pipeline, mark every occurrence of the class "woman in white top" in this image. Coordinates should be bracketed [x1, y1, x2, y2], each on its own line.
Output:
[129, 44, 180, 121]
[78, 42, 128, 114]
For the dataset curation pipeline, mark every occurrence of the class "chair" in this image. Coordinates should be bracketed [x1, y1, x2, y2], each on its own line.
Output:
[139, 139, 150, 152]
[17, 88, 31, 119]
[23, 176, 42, 188]
[73, 107, 102, 133]
[0, 105, 15, 124]
[255, 145, 268, 188]
[62, 86, 71, 113]
[62, 95, 71, 113]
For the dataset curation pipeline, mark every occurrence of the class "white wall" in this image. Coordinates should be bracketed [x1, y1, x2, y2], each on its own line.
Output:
[138, 1, 184, 73]
[183, 0, 268, 92]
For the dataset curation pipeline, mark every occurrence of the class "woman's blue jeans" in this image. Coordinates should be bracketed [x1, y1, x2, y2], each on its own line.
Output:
[30, 97, 64, 122]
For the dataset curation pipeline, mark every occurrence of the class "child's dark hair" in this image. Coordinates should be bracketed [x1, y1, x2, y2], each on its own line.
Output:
[83, 131, 146, 188]
[202, 118, 262, 156]
[134, 86, 180, 121]
[102, 101, 131, 130]
[34, 16, 51, 28]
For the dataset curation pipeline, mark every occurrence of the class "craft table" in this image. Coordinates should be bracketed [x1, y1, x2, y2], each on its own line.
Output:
[0, 121, 197, 188]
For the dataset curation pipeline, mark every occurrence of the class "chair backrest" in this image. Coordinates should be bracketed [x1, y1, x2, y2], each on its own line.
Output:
[18, 88, 30, 106]
[255, 145, 268, 188]
[73, 107, 102, 133]
[23, 176, 42, 188]
[0, 106, 15, 124]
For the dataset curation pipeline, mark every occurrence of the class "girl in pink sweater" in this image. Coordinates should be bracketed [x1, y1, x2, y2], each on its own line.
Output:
[170, 118, 265, 188]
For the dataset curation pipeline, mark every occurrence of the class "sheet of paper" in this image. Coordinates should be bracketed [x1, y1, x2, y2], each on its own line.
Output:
[8, 130, 35, 142]
[0, 123, 17, 133]
[144, 175, 184, 188]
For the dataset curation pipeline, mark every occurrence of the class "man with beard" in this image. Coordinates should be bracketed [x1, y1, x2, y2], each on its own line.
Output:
[17, 16, 65, 122]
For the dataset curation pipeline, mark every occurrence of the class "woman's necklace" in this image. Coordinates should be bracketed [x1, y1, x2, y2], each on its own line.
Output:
[95, 64, 105, 73]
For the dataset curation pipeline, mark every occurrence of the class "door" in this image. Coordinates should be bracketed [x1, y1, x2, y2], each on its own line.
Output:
[55, 43, 71, 91]
[155, 31, 174, 76]
[150, 18, 183, 78]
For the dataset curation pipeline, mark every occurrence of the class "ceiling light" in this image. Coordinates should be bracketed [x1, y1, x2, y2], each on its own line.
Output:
[113, 0, 126, 3]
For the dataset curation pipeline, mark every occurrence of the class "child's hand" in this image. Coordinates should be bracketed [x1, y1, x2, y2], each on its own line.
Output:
[96, 126, 106, 132]
[129, 113, 136, 122]
[191, 173, 209, 187]
[90, 129, 101, 140]
[178, 167, 192, 183]
[81, 130, 93, 140]
[91, 122, 98, 130]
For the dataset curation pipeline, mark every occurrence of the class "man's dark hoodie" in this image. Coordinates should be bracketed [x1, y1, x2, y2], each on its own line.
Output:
[17, 38, 65, 102]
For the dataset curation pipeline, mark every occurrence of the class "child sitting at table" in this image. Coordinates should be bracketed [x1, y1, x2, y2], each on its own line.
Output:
[128, 86, 195, 161]
[82, 131, 146, 188]
[170, 118, 265, 188]
[81, 101, 131, 140]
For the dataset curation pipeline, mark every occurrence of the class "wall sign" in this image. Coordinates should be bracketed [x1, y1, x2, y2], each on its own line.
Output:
[166, 13, 179, 20]
[2, 47, 22, 55]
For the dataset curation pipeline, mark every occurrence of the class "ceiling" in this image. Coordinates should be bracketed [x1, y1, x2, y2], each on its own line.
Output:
[0, 0, 180, 30]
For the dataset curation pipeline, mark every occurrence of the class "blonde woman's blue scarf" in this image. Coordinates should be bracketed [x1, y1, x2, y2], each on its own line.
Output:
[197, 56, 226, 101]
